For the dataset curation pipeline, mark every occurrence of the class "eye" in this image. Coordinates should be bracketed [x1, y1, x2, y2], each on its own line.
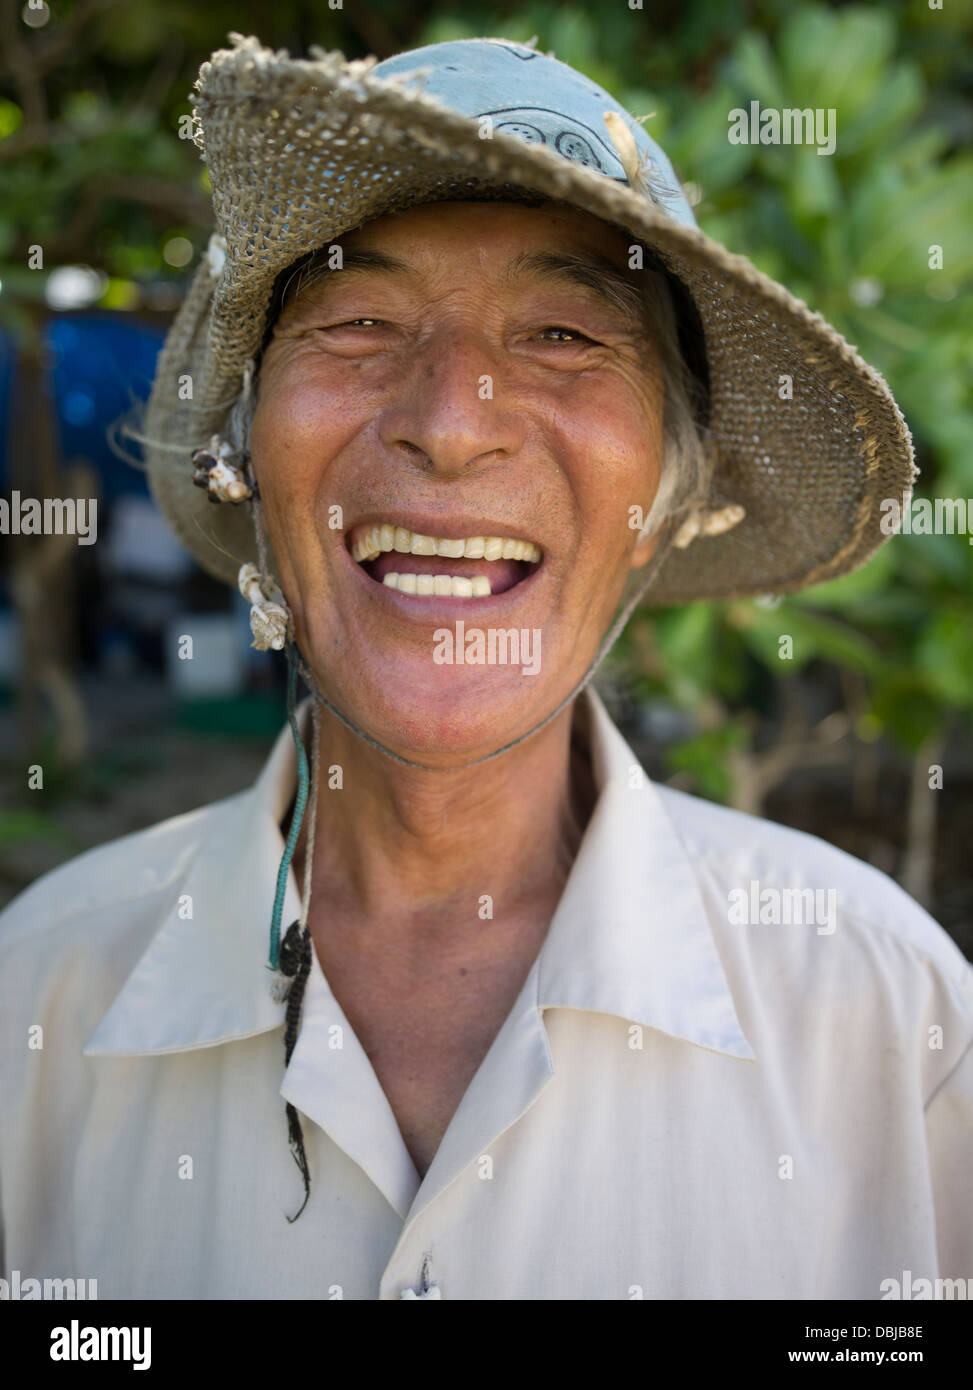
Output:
[536, 326, 598, 344]
[334, 318, 384, 328]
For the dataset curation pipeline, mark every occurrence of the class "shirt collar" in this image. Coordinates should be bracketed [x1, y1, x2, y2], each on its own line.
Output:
[82, 706, 305, 1056]
[83, 689, 754, 1062]
[536, 691, 754, 1058]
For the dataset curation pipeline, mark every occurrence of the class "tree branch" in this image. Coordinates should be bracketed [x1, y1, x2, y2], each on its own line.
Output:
[0, 0, 48, 129]
[901, 731, 944, 909]
[27, 0, 118, 78]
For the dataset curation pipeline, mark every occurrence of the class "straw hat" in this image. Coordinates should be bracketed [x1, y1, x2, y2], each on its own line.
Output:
[143, 32, 915, 606]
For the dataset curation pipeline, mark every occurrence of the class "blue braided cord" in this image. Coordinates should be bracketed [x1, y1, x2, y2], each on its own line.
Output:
[268, 643, 311, 970]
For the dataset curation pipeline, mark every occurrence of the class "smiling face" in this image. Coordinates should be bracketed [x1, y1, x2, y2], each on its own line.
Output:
[249, 199, 666, 764]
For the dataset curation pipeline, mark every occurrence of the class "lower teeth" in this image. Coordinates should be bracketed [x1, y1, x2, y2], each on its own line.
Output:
[382, 573, 491, 597]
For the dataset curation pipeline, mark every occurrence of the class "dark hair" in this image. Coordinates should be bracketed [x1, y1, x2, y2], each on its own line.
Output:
[278, 918, 313, 1220]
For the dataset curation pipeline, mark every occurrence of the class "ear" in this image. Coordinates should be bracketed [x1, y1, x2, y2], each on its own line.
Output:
[630, 523, 664, 571]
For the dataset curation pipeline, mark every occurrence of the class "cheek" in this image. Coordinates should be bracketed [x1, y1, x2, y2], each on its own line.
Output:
[249, 362, 370, 562]
[251, 359, 363, 472]
[555, 380, 664, 545]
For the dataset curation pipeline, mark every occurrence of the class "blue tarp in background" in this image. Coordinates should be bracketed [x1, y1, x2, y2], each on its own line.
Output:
[0, 313, 166, 498]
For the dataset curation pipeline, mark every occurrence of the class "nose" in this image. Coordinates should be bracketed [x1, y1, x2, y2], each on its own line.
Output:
[376, 326, 527, 477]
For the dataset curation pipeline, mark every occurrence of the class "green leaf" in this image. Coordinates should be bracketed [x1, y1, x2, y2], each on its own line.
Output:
[839, 63, 924, 158]
[854, 160, 973, 288]
[869, 672, 947, 751]
[728, 601, 885, 676]
[794, 544, 896, 610]
[780, 6, 895, 121]
[0, 98, 23, 140]
[728, 31, 785, 110]
[670, 83, 755, 196]
[666, 723, 748, 804]
[786, 147, 841, 220]
[0, 810, 76, 850]
[915, 609, 973, 707]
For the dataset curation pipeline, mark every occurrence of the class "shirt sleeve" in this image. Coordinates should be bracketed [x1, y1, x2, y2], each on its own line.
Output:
[925, 1037, 973, 1282]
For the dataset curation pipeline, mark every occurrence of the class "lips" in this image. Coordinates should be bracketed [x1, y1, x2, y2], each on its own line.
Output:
[349, 521, 543, 598]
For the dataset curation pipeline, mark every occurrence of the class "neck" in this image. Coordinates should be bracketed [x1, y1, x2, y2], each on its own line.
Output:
[289, 694, 595, 946]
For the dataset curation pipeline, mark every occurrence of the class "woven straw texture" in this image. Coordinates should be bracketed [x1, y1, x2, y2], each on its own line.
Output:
[144, 33, 916, 604]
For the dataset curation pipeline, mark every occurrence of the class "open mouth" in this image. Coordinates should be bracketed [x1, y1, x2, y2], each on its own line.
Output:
[349, 523, 543, 598]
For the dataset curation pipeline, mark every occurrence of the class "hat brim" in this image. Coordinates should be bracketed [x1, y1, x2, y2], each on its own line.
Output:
[144, 34, 915, 605]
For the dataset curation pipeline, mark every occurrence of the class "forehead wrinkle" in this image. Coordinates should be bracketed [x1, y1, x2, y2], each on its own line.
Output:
[503, 249, 648, 331]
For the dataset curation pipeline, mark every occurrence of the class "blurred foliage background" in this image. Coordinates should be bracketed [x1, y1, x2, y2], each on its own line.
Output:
[0, 0, 971, 943]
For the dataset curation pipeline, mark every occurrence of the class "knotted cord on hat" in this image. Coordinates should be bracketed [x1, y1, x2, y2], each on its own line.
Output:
[229, 216, 722, 1215]
[271, 647, 320, 1222]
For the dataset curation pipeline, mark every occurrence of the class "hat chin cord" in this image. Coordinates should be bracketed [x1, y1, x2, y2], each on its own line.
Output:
[232, 453, 736, 1222]
[240, 486, 674, 956]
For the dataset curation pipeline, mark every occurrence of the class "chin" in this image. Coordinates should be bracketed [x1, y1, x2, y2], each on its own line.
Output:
[308, 646, 574, 766]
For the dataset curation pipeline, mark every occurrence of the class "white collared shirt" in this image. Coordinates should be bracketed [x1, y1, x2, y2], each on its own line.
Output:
[1, 689, 970, 1300]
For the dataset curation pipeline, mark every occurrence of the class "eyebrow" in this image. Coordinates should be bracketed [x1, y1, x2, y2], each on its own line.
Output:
[327, 250, 412, 275]
[503, 250, 648, 330]
[279, 246, 648, 331]
[273, 254, 405, 314]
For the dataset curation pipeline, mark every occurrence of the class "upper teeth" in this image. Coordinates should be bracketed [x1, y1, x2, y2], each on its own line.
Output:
[352, 524, 542, 565]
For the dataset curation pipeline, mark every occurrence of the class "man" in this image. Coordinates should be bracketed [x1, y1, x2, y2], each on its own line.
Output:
[1, 35, 969, 1301]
